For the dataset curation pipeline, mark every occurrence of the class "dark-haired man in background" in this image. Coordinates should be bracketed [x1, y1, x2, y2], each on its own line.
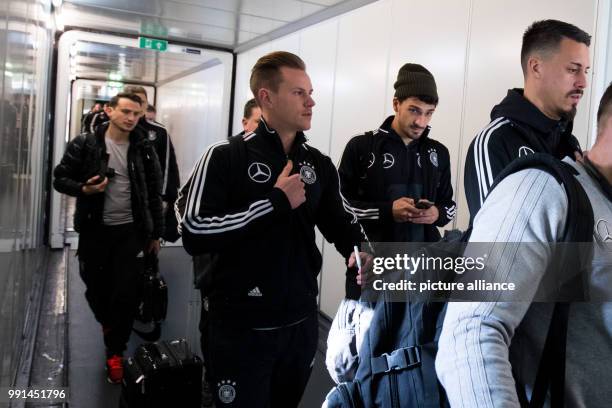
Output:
[81, 102, 101, 133]
[240, 98, 262, 135]
[145, 104, 157, 121]
[53, 93, 163, 384]
[125, 86, 181, 242]
[464, 19, 591, 220]
[89, 102, 110, 133]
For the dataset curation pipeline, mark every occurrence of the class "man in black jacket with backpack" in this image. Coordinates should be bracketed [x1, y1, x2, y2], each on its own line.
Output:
[178, 51, 368, 408]
[53, 92, 163, 385]
[436, 79, 612, 408]
[324, 63, 455, 396]
[464, 19, 591, 221]
[337, 63, 456, 298]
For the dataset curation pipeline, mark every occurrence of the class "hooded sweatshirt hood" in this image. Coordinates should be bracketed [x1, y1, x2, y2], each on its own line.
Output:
[491, 88, 576, 154]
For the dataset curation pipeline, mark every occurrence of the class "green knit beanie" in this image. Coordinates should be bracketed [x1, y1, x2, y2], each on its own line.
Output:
[393, 63, 438, 101]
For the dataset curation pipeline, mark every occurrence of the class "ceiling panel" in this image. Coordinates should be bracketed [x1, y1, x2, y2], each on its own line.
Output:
[69, 39, 218, 84]
[58, 0, 374, 50]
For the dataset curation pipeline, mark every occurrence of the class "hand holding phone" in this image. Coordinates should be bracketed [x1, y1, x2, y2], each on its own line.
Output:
[82, 175, 109, 194]
[415, 199, 434, 210]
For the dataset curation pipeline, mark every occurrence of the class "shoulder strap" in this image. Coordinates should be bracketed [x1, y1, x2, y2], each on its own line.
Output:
[492, 153, 593, 298]
[491, 153, 593, 243]
[227, 134, 248, 203]
[359, 130, 387, 201]
[491, 153, 594, 408]
[359, 130, 376, 167]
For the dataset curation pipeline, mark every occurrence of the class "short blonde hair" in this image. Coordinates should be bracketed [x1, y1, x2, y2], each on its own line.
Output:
[250, 51, 306, 103]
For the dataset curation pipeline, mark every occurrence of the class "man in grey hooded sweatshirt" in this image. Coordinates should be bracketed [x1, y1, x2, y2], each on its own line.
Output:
[435, 84, 612, 406]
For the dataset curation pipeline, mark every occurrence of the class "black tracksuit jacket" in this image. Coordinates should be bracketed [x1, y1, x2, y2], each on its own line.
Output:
[338, 115, 456, 243]
[53, 123, 164, 239]
[137, 117, 180, 202]
[81, 110, 98, 133]
[179, 118, 365, 328]
[89, 111, 109, 133]
[464, 88, 581, 221]
[137, 117, 181, 242]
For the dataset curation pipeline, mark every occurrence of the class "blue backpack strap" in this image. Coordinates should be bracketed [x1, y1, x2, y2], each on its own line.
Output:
[489, 153, 594, 408]
[491, 153, 593, 299]
[370, 346, 421, 375]
[491, 153, 593, 244]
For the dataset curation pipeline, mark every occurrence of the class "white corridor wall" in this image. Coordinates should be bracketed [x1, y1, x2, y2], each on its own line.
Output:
[232, 0, 603, 318]
[157, 59, 232, 186]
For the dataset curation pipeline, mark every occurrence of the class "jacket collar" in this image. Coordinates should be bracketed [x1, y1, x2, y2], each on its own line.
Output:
[378, 115, 431, 146]
[491, 88, 571, 136]
[257, 116, 307, 154]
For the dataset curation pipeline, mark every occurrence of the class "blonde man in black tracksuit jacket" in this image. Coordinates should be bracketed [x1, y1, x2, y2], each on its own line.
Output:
[178, 52, 368, 408]
[338, 64, 456, 299]
[464, 20, 591, 221]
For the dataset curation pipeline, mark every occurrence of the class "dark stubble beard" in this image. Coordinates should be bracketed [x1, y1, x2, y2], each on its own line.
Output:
[559, 90, 583, 120]
[559, 105, 578, 121]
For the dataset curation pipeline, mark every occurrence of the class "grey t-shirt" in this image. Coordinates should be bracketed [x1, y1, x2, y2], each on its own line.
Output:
[103, 137, 133, 225]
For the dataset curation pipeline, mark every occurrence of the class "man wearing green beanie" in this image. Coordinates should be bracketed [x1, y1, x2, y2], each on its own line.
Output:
[325, 64, 456, 384]
[337, 63, 456, 299]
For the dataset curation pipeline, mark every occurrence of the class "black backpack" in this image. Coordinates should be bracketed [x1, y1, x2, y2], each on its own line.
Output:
[324, 153, 594, 408]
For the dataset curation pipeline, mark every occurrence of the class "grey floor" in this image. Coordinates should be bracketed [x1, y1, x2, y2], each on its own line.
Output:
[66, 246, 335, 408]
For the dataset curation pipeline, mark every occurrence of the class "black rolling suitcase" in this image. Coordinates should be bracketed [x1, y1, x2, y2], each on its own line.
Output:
[120, 339, 203, 408]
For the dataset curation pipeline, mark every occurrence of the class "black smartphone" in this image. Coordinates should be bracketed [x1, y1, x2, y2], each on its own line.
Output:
[415, 200, 433, 209]
[90, 154, 115, 183]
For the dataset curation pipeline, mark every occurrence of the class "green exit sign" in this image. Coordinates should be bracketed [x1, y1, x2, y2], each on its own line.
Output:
[138, 37, 168, 52]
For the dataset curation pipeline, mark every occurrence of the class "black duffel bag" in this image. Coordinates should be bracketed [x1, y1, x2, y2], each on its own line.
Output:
[133, 253, 168, 341]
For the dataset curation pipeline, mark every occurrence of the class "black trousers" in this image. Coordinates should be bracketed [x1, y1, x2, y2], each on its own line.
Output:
[78, 223, 144, 355]
[205, 312, 318, 408]
[198, 290, 212, 384]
